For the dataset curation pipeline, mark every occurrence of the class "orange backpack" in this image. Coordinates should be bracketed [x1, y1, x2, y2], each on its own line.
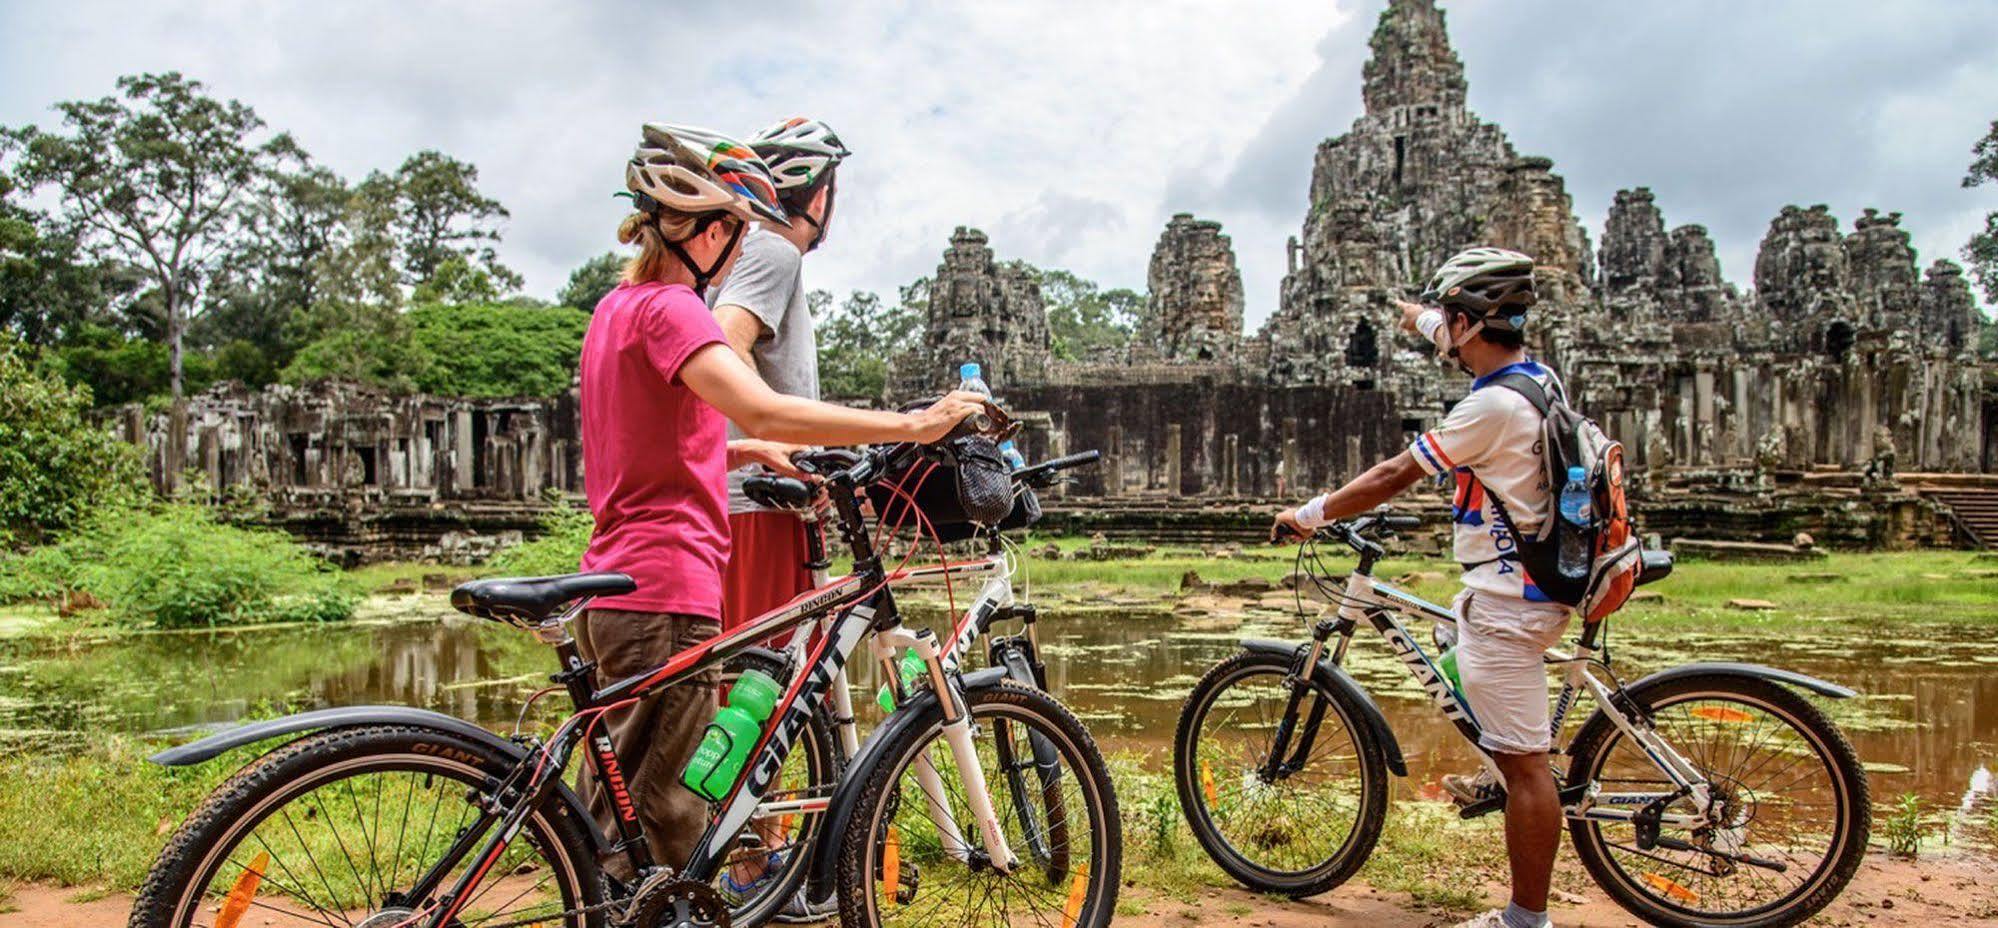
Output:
[1479, 373, 1642, 623]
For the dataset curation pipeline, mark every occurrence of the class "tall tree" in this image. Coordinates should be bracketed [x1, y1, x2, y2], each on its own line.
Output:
[0, 155, 109, 344]
[558, 251, 626, 311]
[815, 289, 920, 401]
[6, 72, 292, 399]
[195, 154, 352, 380]
[1021, 264, 1141, 361]
[368, 150, 521, 296]
[1962, 118, 1998, 306]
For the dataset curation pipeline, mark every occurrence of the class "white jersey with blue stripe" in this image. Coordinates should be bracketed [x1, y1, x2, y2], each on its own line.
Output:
[1407, 358, 1567, 605]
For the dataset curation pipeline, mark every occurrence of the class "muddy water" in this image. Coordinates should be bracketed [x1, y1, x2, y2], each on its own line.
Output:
[2, 595, 1993, 814]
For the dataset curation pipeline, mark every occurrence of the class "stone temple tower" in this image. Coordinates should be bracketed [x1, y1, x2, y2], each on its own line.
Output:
[1260, 0, 1594, 420]
[890, 227, 1050, 397]
[1139, 213, 1245, 362]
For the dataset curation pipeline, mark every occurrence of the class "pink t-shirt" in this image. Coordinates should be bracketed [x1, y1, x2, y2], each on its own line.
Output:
[577, 281, 730, 617]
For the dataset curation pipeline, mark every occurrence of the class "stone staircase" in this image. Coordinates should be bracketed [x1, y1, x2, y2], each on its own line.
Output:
[1922, 487, 1998, 549]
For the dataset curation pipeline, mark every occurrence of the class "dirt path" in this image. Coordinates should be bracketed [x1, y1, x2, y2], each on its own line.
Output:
[6, 853, 1993, 926]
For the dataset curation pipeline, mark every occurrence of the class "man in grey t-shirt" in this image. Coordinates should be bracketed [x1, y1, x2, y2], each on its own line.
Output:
[708, 116, 849, 918]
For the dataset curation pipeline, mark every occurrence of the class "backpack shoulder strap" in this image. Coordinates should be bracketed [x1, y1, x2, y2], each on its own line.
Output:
[1486, 371, 1552, 417]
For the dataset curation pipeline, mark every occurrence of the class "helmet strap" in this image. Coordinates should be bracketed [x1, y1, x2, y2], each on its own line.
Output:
[794, 179, 835, 252]
[665, 215, 743, 297]
[1441, 310, 1485, 377]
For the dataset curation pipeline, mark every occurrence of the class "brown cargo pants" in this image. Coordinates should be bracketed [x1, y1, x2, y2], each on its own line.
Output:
[572, 609, 721, 880]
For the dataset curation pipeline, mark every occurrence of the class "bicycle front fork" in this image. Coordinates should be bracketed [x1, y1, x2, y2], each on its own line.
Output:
[872, 624, 1019, 873]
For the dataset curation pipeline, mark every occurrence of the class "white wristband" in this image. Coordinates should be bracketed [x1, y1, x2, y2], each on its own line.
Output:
[1294, 494, 1332, 529]
[1415, 308, 1448, 351]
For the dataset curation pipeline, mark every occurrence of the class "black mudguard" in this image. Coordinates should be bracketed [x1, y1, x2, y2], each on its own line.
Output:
[1240, 639, 1409, 777]
[1624, 661, 1857, 699]
[803, 666, 1010, 903]
[148, 704, 608, 857]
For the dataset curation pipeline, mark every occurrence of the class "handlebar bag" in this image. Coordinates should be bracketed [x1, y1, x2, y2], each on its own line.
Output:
[868, 434, 1041, 542]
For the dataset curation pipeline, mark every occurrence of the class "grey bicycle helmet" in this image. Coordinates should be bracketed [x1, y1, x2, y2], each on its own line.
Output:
[748, 117, 850, 200]
[1422, 246, 1537, 332]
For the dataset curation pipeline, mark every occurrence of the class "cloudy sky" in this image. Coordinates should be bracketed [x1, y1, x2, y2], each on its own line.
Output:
[5, 0, 1995, 326]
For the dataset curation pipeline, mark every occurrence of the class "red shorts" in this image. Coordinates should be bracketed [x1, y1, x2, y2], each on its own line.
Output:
[722, 511, 815, 637]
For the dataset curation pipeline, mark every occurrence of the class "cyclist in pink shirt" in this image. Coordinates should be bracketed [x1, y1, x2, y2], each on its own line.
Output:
[574, 122, 984, 880]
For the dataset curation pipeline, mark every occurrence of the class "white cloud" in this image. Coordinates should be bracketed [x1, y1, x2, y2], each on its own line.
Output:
[4, 0, 1993, 325]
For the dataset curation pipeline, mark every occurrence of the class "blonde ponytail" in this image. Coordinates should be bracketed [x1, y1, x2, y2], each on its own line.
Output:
[618, 207, 707, 284]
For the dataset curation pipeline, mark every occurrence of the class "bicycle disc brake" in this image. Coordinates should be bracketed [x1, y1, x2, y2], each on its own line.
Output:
[620, 875, 729, 928]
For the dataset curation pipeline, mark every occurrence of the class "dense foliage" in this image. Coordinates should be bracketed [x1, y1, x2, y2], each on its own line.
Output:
[0, 338, 143, 547]
[814, 287, 922, 400]
[1030, 265, 1142, 361]
[284, 301, 590, 397]
[486, 504, 594, 576]
[0, 502, 354, 627]
[558, 250, 626, 311]
[1960, 119, 1998, 349]
[2, 72, 534, 406]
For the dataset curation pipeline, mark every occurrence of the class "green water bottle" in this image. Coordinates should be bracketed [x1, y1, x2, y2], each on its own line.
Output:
[876, 650, 927, 713]
[683, 668, 781, 801]
[1437, 646, 1464, 697]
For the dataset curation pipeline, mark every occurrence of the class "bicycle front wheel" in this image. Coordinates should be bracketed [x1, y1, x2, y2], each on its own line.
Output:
[1565, 673, 1870, 928]
[130, 724, 604, 928]
[1171, 650, 1388, 897]
[834, 679, 1120, 928]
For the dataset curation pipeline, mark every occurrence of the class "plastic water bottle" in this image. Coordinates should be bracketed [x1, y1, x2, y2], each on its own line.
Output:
[1557, 465, 1592, 580]
[877, 649, 927, 712]
[999, 439, 1026, 471]
[683, 668, 781, 800]
[1437, 646, 1464, 697]
[958, 362, 991, 397]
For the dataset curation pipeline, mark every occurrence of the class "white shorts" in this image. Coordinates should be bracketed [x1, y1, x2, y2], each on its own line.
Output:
[1451, 589, 1572, 755]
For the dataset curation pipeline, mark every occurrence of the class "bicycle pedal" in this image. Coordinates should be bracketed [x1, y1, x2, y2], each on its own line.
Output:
[1456, 792, 1506, 819]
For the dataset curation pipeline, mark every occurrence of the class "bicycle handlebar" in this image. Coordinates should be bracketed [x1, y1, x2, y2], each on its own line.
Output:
[1013, 449, 1100, 488]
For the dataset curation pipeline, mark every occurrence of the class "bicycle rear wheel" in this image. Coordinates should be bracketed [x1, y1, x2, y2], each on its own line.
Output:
[834, 679, 1120, 928]
[1172, 651, 1387, 897]
[1566, 673, 1870, 928]
[130, 724, 603, 928]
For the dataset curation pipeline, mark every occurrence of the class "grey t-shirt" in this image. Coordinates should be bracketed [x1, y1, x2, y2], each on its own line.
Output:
[708, 226, 819, 513]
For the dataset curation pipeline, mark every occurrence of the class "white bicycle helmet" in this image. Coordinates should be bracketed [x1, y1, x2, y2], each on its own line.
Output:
[626, 123, 789, 226]
[1421, 246, 1536, 332]
[748, 117, 850, 198]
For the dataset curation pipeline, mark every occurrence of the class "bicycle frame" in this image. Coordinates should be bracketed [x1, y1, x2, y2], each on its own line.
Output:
[419, 479, 1024, 927]
[1292, 540, 1718, 834]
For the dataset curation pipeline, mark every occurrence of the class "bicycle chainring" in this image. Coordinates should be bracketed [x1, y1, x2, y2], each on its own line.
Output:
[619, 875, 729, 928]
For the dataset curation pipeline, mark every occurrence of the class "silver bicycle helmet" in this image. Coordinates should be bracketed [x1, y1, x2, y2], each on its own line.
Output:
[1421, 246, 1537, 332]
[626, 123, 789, 225]
[748, 117, 850, 198]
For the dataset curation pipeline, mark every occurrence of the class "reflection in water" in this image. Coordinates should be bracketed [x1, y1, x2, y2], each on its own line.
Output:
[2, 598, 1993, 810]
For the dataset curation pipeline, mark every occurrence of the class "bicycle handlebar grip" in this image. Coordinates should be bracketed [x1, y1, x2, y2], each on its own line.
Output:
[1384, 515, 1422, 529]
[742, 475, 813, 508]
[1042, 450, 1101, 471]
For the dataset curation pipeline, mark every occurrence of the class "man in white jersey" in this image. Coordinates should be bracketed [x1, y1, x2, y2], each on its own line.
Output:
[1270, 247, 1568, 928]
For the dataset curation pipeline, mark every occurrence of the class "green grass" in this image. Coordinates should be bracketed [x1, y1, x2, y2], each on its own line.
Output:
[973, 539, 1998, 631]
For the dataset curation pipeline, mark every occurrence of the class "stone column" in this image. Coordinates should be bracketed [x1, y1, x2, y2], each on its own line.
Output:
[1164, 424, 1182, 495]
[1105, 424, 1123, 497]
[1222, 434, 1240, 496]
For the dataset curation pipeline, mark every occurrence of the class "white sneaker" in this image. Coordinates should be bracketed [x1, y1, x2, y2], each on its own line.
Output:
[1453, 909, 1552, 928]
[1441, 768, 1502, 806]
[774, 887, 837, 924]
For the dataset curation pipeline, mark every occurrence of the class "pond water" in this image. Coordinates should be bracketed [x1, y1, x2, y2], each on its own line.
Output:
[3, 594, 1994, 817]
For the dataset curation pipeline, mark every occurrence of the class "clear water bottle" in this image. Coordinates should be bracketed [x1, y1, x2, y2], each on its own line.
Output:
[999, 439, 1026, 471]
[958, 362, 991, 398]
[1557, 465, 1592, 580]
